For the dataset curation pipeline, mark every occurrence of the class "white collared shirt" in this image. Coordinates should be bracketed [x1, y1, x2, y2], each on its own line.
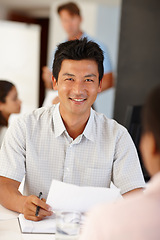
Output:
[0, 104, 145, 198]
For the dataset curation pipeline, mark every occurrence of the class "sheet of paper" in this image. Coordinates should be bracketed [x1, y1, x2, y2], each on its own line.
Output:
[18, 214, 56, 234]
[46, 180, 122, 213]
[18, 180, 122, 233]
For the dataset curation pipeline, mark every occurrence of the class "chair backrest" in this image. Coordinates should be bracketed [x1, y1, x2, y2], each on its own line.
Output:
[124, 105, 150, 182]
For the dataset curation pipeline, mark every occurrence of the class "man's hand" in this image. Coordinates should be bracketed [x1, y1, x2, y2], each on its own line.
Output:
[22, 195, 53, 221]
[0, 177, 53, 221]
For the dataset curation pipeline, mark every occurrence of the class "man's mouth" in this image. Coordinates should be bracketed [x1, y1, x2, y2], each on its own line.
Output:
[69, 98, 86, 102]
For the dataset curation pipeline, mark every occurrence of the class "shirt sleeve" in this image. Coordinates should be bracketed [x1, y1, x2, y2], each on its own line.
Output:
[82, 33, 112, 74]
[112, 127, 146, 194]
[0, 117, 26, 183]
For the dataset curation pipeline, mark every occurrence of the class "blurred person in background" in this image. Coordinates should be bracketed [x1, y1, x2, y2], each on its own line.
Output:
[80, 85, 160, 240]
[42, 1, 113, 107]
[0, 80, 21, 147]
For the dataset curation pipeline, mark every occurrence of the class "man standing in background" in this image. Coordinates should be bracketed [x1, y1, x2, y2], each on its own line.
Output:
[42, 2, 113, 106]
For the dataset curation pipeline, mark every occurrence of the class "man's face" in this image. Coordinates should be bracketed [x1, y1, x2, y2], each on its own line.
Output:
[53, 59, 102, 119]
[59, 10, 81, 38]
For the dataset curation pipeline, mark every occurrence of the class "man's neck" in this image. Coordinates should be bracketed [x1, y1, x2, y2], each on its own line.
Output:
[60, 108, 90, 140]
[68, 31, 83, 41]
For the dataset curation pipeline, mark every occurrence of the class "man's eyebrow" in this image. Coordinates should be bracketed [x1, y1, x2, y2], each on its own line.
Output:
[84, 74, 97, 78]
[62, 73, 97, 77]
[62, 73, 75, 77]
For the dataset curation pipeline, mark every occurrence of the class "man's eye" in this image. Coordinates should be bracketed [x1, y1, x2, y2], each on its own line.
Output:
[66, 78, 74, 81]
[85, 79, 93, 82]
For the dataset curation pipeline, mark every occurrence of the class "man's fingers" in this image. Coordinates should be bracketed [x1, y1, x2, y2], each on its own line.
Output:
[25, 213, 43, 221]
[38, 208, 53, 218]
[24, 207, 52, 221]
[22, 195, 52, 221]
[31, 196, 51, 211]
[41, 198, 46, 203]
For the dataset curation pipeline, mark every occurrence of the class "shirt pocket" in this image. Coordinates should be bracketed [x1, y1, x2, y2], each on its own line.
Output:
[83, 167, 111, 188]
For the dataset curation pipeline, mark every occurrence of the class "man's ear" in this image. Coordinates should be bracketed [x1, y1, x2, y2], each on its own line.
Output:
[52, 75, 58, 90]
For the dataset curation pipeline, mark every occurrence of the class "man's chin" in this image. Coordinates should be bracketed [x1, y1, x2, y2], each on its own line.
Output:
[68, 33, 78, 39]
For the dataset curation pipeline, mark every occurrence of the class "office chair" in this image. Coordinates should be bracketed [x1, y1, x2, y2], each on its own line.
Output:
[124, 105, 150, 182]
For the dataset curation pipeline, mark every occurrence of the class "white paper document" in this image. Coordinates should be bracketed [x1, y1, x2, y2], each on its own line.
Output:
[18, 214, 56, 234]
[46, 180, 121, 212]
[19, 180, 121, 233]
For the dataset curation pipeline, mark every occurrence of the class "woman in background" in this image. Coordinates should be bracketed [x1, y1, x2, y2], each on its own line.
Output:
[0, 80, 21, 147]
[80, 85, 160, 240]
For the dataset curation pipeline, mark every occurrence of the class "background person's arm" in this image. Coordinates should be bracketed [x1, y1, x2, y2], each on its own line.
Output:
[97, 40, 113, 93]
[42, 66, 52, 89]
[0, 176, 52, 221]
[101, 72, 114, 92]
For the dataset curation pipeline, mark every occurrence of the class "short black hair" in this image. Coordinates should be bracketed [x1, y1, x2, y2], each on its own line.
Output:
[142, 85, 160, 152]
[57, 2, 81, 16]
[52, 38, 104, 83]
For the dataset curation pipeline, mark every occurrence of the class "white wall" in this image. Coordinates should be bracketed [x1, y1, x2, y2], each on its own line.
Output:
[94, 2, 121, 118]
[0, 20, 41, 118]
[48, 0, 121, 118]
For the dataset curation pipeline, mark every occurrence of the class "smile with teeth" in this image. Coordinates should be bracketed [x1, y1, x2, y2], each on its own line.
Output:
[70, 98, 86, 102]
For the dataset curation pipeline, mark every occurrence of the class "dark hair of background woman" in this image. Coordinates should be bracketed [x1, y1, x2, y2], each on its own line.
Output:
[0, 80, 14, 127]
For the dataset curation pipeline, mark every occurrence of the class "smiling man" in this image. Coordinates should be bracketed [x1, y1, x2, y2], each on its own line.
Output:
[0, 38, 145, 221]
[52, 58, 101, 139]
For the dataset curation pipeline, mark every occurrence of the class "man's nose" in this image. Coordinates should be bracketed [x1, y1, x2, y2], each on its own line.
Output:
[73, 81, 84, 94]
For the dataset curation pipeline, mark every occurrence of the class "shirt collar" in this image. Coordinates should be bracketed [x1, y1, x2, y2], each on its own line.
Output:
[83, 108, 95, 142]
[53, 104, 95, 142]
[53, 103, 66, 137]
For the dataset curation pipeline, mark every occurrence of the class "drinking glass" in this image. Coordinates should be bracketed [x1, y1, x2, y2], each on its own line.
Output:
[55, 211, 81, 240]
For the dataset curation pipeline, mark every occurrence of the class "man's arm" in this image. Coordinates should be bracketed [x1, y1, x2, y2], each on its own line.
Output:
[122, 187, 144, 197]
[101, 72, 114, 92]
[0, 176, 52, 221]
[113, 126, 146, 194]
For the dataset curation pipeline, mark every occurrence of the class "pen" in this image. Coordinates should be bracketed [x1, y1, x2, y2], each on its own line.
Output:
[35, 192, 43, 217]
